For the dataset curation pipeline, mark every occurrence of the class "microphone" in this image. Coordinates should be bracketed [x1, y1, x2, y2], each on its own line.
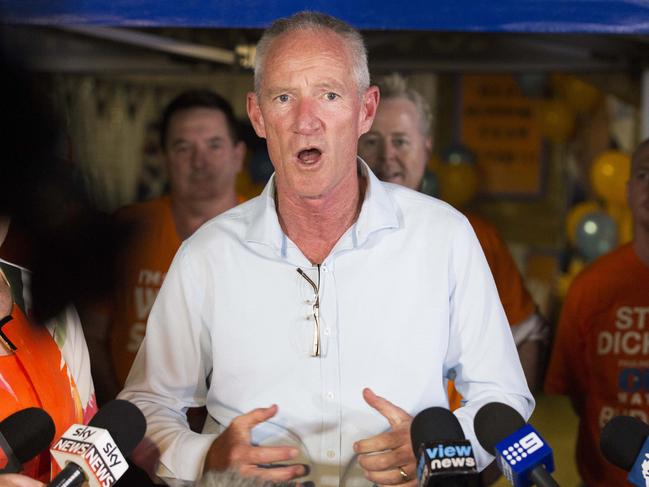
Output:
[0, 407, 55, 473]
[197, 469, 312, 487]
[600, 415, 649, 486]
[473, 402, 558, 487]
[410, 407, 478, 486]
[48, 399, 146, 487]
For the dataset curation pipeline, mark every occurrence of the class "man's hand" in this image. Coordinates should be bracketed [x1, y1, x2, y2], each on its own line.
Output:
[354, 388, 417, 486]
[204, 404, 306, 483]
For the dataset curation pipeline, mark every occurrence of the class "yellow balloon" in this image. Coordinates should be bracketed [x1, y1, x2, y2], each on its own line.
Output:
[554, 75, 601, 113]
[538, 99, 575, 144]
[566, 201, 600, 245]
[590, 150, 630, 205]
[606, 203, 634, 244]
[438, 163, 479, 208]
[566, 79, 601, 113]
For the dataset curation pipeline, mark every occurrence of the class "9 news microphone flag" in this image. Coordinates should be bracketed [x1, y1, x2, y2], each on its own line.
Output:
[474, 402, 559, 487]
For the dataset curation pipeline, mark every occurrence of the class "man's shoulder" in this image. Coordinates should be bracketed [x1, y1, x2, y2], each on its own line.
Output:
[114, 196, 171, 223]
[383, 181, 467, 226]
[183, 196, 260, 248]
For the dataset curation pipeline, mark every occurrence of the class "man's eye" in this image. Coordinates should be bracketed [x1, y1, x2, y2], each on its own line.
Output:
[394, 138, 408, 148]
[277, 94, 289, 103]
[325, 92, 339, 101]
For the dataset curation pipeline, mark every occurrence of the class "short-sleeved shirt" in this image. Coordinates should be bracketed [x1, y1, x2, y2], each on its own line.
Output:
[545, 243, 649, 487]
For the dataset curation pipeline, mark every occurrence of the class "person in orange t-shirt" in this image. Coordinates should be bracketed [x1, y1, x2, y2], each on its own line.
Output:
[83, 90, 246, 405]
[0, 218, 97, 484]
[545, 139, 649, 487]
[358, 74, 547, 408]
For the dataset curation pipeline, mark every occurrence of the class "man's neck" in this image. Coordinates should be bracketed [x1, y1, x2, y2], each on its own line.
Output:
[634, 226, 649, 267]
[276, 170, 365, 265]
[171, 191, 238, 240]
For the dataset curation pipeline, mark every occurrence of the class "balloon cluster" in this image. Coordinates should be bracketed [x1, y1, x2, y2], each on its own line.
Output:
[560, 149, 632, 295]
[433, 144, 479, 208]
[516, 74, 602, 144]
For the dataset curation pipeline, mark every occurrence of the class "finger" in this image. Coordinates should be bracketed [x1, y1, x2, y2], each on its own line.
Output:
[244, 445, 300, 465]
[362, 465, 415, 486]
[241, 463, 307, 482]
[357, 444, 414, 472]
[363, 388, 411, 427]
[354, 429, 402, 454]
[230, 404, 279, 432]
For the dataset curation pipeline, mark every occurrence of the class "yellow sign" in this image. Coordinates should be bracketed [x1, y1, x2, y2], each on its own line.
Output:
[461, 75, 543, 196]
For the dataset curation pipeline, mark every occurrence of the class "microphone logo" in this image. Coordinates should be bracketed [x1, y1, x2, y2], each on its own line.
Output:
[502, 431, 544, 466]
[641, 453, 649, 486]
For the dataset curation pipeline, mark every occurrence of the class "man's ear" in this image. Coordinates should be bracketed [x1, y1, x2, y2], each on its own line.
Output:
[247, 92, 266, 139]
[358, 85, 380, 137]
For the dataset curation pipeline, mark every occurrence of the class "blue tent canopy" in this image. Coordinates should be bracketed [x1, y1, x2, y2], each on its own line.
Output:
[2, 0, 649, 33]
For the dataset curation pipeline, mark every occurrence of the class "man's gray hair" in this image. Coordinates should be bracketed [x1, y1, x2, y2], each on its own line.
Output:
[254, 11, 370, 96]
[375, 73, 433, 136]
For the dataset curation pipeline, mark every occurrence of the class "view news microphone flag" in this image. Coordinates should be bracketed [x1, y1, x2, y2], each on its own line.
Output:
[48, 399, 146, 487]
[600, 415, 649, 486]
[0, 407, 55, 474]
[410, 407, 478, 487]
[474, 402, 559, 487]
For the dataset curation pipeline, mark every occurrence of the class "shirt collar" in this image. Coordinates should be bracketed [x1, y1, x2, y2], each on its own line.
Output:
[244, 158, 400, 255]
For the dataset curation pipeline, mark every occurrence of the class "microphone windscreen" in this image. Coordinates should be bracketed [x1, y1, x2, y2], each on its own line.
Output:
[600, 415, 649, 471]
[197, 470, 267, 487]
[88, 399, 146, 456]
[473, 402, 525, 455]
[0, 407, 55, 463]
[410, 406, 465, 455]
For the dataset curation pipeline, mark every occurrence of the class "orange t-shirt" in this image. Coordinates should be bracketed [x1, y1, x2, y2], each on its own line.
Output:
[109, 196, 181, 386]
[448, 214, 535, 410]
[545, 243, 649, 487]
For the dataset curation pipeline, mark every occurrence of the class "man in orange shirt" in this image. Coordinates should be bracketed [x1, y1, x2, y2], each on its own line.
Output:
[545, 139, 649, 486]
[358, 74, 547, 396]
[84, 90, 246, 404]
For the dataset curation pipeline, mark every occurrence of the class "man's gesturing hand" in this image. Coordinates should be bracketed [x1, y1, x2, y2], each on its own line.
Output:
[204, 405, 306, 483]
[354, 388, 417, 486]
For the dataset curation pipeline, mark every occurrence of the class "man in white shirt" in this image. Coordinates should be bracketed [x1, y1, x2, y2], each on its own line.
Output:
[120, 11, 534, 487]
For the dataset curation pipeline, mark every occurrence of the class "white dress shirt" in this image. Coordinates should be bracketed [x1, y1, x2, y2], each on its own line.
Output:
[120, 163, 534, 486]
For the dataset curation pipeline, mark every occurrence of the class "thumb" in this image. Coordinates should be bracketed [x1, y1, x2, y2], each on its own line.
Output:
[363, 388, 411, 427]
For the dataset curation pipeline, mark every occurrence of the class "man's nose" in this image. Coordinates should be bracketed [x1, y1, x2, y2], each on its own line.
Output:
[293, 98, 322, 134]
[380, 139, 398, 161]
[190, 145, 208, 169]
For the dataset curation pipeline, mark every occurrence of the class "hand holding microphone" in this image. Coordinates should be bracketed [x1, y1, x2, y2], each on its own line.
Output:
[473, 402, 559, 487]
[600, 415, 649, 487]
[48, 400, 145, 487]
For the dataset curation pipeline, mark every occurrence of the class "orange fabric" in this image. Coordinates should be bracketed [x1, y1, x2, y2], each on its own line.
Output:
[448, 214, 535, 411]
[544, 243, 649, 487]
[0, 305, 84, 481]
[109, 196, 181, 386]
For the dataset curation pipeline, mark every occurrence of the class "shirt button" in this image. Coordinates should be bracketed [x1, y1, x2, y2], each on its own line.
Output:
[324, 327, 331, 336]
[321, 264, 328, 272]
[326, 450, 336, 458]
[326, 391, 334, 399]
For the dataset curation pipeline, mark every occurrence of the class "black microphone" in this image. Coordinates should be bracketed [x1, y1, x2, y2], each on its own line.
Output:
[0, 407, 55, 473]
[48, 399, 146, 487]
[600, 415, 649, 486]
[474, 402, 559, 487]
[410, 407, 478, 486]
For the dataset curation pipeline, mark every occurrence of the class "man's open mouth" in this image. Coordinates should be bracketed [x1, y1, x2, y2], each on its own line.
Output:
[297, 147, 322, 164]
